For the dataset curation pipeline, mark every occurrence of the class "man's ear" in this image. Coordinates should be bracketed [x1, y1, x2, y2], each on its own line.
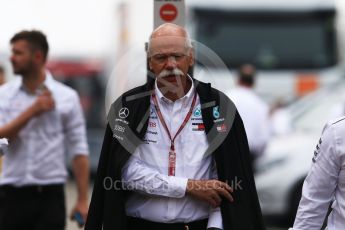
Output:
[189, 49, 195, 67]
[34, 51, 44, 64]
[148, 58, 153, 70]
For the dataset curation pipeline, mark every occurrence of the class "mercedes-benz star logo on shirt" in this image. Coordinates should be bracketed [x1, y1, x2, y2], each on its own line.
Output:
[119, 107, 129, 119]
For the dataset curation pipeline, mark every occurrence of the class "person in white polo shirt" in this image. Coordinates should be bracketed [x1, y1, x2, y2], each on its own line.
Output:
[0, 30, 90, 230]
[226, 64, 271, 169]
[291, 117, 345, 229]
[86, 23, 264, 230]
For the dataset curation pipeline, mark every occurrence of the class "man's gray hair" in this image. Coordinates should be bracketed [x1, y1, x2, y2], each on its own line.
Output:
[147, 23, 193, 56]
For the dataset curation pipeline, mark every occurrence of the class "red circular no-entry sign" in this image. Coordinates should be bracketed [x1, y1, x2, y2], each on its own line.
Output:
[160, 4, 178, 22]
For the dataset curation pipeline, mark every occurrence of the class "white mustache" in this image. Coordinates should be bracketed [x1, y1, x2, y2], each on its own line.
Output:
[157, 68, 184, 78]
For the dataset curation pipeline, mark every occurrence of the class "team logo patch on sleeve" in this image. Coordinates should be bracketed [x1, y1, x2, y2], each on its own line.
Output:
[312, 138, 322, 163]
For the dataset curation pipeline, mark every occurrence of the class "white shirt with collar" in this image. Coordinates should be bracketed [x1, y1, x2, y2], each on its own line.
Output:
[226, 86, 270, 156]
[291, 117, 345, 230]
[0, 72, 89, 186]
[122, 75, 223, 229]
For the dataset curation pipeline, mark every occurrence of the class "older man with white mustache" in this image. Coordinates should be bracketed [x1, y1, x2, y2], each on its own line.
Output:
[86, 23, 264, 230]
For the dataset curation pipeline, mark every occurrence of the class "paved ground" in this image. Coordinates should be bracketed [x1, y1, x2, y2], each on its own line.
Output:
[65, 181, 287, 230]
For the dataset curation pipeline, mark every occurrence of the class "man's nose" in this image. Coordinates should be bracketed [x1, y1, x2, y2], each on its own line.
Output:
[10, 55, 15, 63]
[165, 56, 177, 69]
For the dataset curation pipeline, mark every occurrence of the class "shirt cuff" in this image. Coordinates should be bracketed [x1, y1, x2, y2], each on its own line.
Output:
[207, 207, 223, 229]
[167, 176, 188, 198]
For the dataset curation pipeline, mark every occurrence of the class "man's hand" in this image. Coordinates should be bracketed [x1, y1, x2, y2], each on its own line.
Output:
[186, 179, 234, 208]
[0, 90, 55, 140]
[70, 200, 88, 227]
[71, 155, 89, 227]
[32, 90, 55, 115]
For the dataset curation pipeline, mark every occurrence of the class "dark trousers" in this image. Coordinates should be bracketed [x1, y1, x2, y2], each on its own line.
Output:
[0, 184, 66, 230]
[127, 217, 208, 230]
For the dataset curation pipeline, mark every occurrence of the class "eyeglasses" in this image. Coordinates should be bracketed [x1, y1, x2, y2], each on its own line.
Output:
[151, 53, 188, 64]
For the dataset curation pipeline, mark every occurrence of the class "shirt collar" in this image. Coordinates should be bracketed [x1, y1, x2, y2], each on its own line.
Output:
[154, 74, 195, 104]
[18, 70, 55, 94]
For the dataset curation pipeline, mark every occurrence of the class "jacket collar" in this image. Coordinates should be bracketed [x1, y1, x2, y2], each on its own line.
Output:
[147, 78, 218, 136]
[108, 77, 223, 143]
